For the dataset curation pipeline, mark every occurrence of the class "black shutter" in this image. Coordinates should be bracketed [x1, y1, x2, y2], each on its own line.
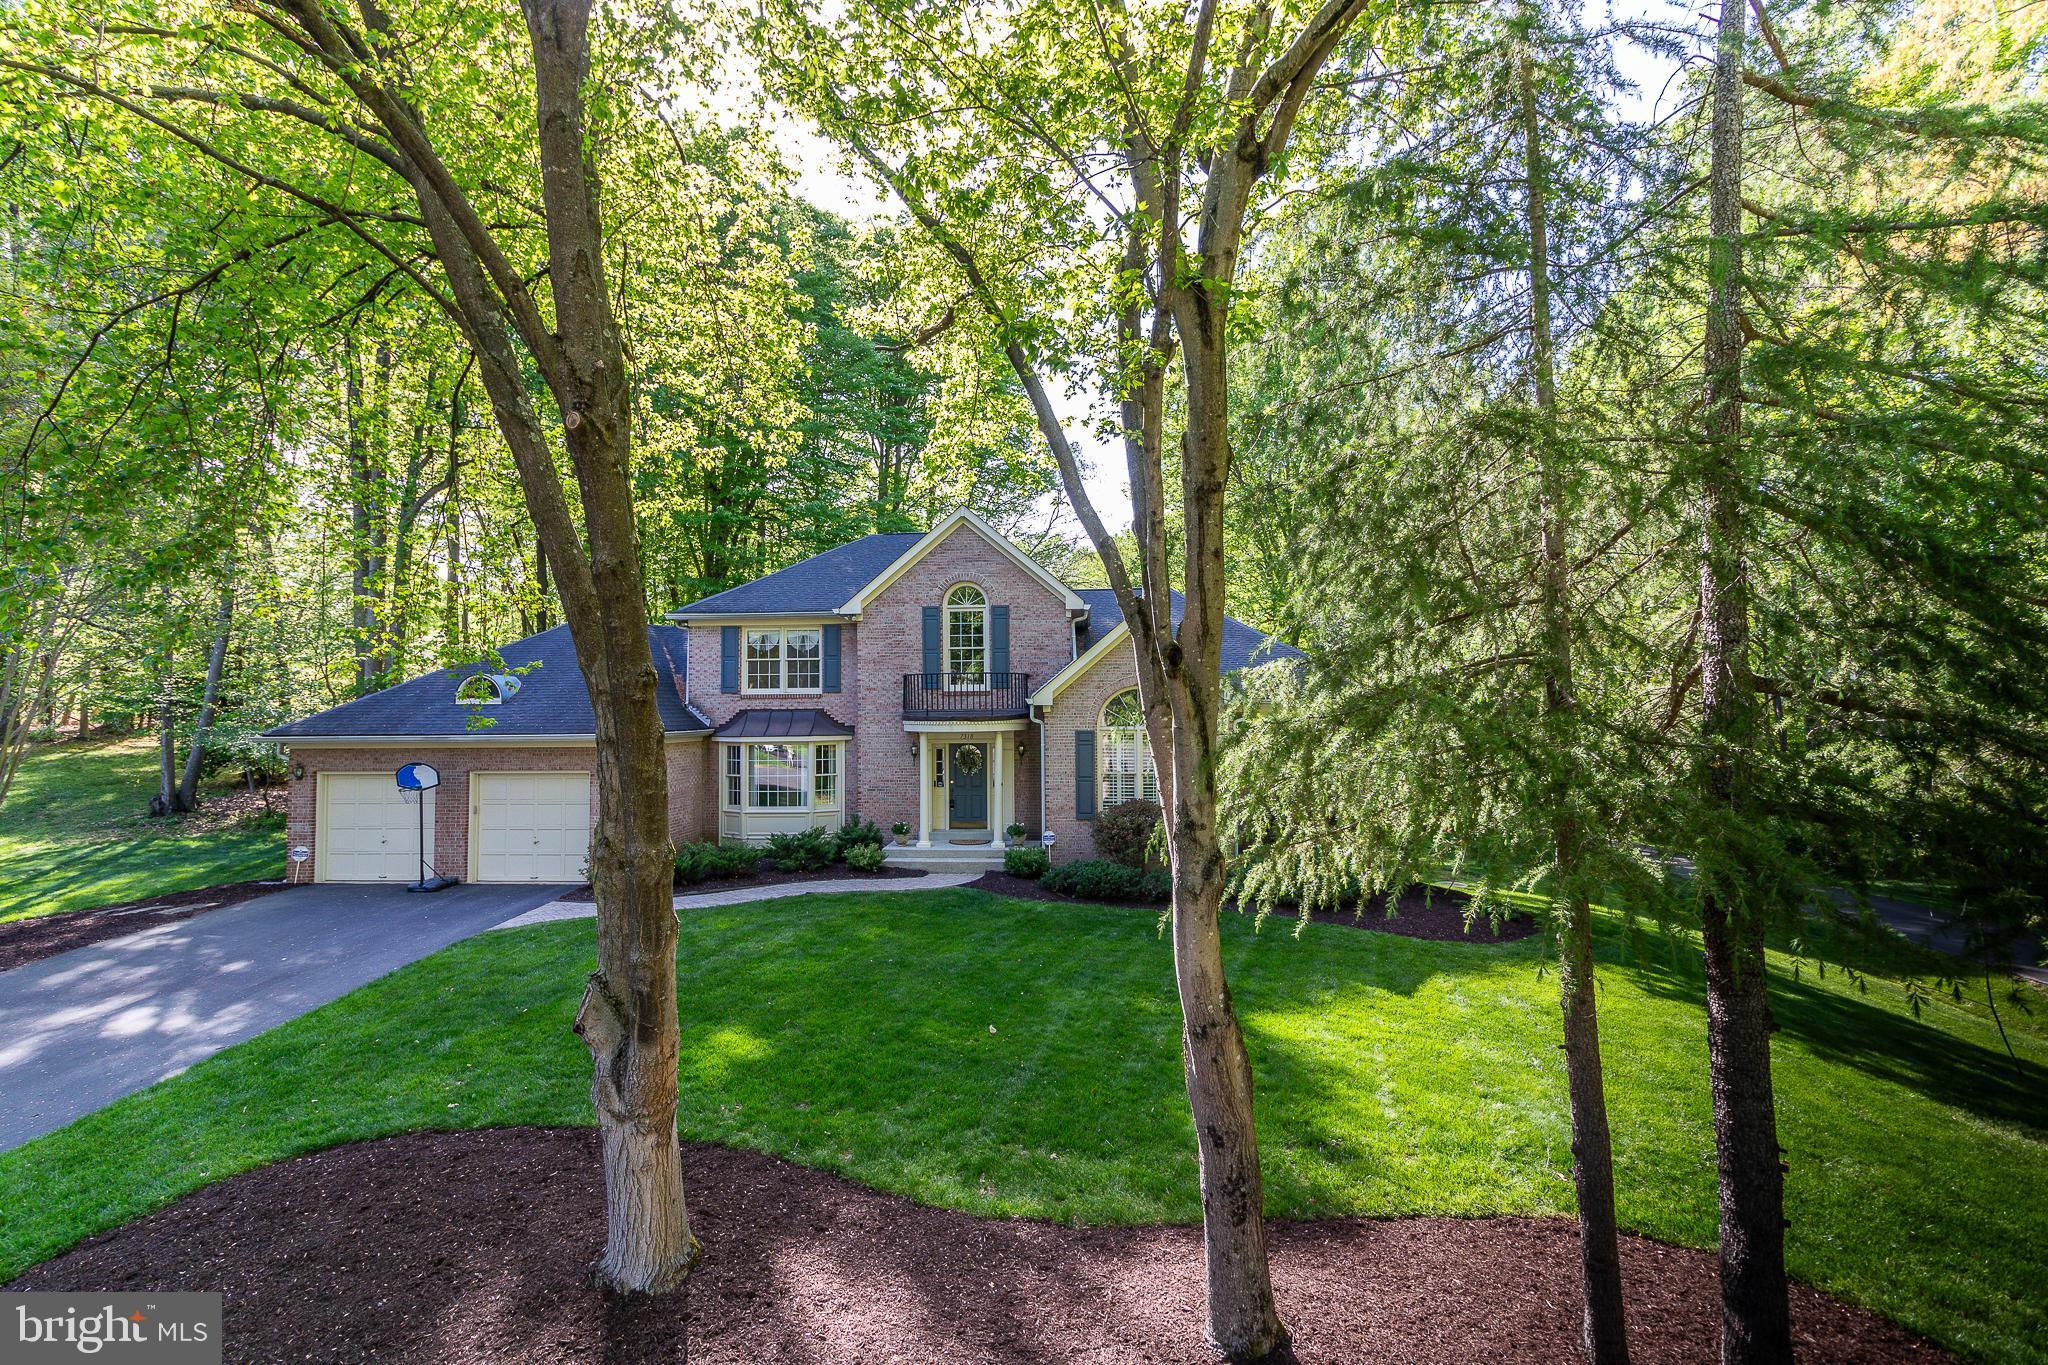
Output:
[1075, 729, 1096, 820]
[720, 626, 739, 693]
[922, 605, 942, 682]
[990, 605, 1010, 680]
[822, 624, 842, 692]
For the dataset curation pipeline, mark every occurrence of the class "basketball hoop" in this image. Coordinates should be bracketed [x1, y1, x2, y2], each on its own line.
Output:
[395, 763, 457, 893]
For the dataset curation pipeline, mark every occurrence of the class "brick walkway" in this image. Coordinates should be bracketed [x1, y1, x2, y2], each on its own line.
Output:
[491, 872, 982, 930]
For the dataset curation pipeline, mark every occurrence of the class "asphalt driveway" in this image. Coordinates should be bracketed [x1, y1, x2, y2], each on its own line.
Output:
[0, 881, 570, 1151]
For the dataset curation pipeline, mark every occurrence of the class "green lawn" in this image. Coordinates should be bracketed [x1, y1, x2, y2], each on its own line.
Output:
[0, 739, 282, 921]
[2, 889, 2043, 1362]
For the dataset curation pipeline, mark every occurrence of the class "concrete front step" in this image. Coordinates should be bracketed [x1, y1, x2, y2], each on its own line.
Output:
[881, 843, 1009, 873]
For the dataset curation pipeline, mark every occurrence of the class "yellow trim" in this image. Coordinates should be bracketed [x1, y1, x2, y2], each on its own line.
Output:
[1028, 620, 1132, 708]
[838, 510, 1086, 614]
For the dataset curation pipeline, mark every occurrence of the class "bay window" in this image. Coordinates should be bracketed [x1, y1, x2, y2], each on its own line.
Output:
[719, 741, 843, 812]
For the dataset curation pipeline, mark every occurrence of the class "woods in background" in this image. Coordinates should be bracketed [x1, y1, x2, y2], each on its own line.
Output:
[0, 116, 1058, 805]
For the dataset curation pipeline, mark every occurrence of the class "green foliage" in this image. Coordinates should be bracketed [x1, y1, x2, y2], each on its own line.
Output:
[2, 889, 2040, 1362]
[673, 840, 761, 885]
[843, 841, 887, 873]
[765, 827, 835, 873]
[1003, 845, 1050, 879]
[1092, 799, 1163, 871]
[832, 817, 885, 860]
[0, 740, 280, 922]
[1042, 858, 1170, 904]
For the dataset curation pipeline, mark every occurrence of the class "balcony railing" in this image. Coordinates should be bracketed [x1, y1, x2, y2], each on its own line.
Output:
[902, 671, 1031, 720]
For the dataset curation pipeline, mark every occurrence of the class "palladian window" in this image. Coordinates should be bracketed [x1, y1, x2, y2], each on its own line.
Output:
[1100, 689, 1160, 807]
[944, 583, 987, 687]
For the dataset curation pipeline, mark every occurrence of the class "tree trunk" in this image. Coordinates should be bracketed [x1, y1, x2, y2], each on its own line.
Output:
[1171, 807, 1284, 1359]
[444, 363, 469, 655]
[344, 338, 382, 692]
[1698, 0, 1794, 1358]
[1520, 32, 1630, 1364]
[1164, 309, 1286, 1363]
[176, 583, 234, 810]
[535, 541, 553, 633]
[153, 662, 178, 816]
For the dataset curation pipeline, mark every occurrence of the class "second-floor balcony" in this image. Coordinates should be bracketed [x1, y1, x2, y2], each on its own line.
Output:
[902, 671, 1031, 720]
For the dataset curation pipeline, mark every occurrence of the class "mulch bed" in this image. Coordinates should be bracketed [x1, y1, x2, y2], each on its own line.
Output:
[0, 881, 287, 974]
[967, 874, 1539, 945]
[560, 862, 926, 903]
[8, 1127, 1945, 1364]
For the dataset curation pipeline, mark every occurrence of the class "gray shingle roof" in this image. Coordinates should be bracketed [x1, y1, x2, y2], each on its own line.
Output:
[1074, 589, 1301, 673]
[262, 625, 709, 740]
[671, 533, 923, 616]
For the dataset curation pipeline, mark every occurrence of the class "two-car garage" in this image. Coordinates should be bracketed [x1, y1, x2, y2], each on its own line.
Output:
[313, 766, 592, 885]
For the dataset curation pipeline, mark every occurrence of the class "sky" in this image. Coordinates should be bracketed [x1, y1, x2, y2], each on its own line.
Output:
[756, 0, 1698, 537]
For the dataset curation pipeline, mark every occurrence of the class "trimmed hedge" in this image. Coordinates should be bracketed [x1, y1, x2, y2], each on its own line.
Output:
[1041, 858, 1171, 903]
[844, 841, 887, 873]
[1094, 799, 1163, 869]
[1003, 846, 1051, 879]
[674, 840, 760, 884]
[765, 827, 835, 872]
[833, 817, 885, 860]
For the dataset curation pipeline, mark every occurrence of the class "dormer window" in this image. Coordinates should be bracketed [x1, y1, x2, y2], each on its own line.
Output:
[455, 672, 522, 706]
[944, 583, 988, 688]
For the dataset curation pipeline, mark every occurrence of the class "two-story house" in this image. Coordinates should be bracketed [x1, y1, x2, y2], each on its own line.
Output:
[264, 510, 1298, 883]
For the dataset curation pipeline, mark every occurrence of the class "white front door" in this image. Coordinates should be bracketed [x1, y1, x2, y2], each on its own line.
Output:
[321, 772, 432, 883]
[472, 772, 591, 883]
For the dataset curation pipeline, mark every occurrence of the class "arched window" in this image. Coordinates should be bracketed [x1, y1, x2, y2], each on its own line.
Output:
[455, 672, 521, 705]
[944, 583, 988, 687]
[1099, 689, 1160, 806]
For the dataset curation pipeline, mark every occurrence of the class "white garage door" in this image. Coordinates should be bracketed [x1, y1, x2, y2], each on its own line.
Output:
[473, 772, 591, 883]
[321, 772, 433, 883]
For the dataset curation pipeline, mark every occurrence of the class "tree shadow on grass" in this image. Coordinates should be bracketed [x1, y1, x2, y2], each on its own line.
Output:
[1628, 944, 2048, 1135]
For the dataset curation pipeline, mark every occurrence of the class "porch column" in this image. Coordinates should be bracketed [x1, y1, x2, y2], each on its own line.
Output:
[915, 733, 933, 848]
[989, 733, 1006, 846]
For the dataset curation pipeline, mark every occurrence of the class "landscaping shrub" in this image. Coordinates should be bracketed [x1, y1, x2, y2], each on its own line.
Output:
[833, 816, 885, 860]
[1003, 846, 1050, 879]
[765, 827, 835, 872]
[1093, 799, 1162, 869]
[1041, 857, 1169, 903]
[674, 840, 759, 884]
[843, 841, 887, 873]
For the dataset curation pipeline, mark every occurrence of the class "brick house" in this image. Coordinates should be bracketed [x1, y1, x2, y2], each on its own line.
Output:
[265, 510, 1298, 883]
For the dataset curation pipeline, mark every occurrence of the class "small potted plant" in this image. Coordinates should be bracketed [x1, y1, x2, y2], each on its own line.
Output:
[890, 820, 911, 847]
[1005, 821, 1027, 846]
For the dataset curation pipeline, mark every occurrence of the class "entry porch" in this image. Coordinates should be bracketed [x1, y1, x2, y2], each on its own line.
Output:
[909, 720, 1030, 849]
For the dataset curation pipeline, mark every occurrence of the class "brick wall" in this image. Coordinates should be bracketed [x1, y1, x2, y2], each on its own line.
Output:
[284, 739, 712, 883]
[1039, 636, 1144, 862]
[850, 522, 1072, 837]
[682, 618, 861, 831]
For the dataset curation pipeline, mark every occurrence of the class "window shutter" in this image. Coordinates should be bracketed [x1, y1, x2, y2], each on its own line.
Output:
[822, 624, 842, 692]
[922, 605, 942, 681]
[1075, 729, 1096, 820]
[990, 605, 1010, 679]
[720, 626, 739, 694]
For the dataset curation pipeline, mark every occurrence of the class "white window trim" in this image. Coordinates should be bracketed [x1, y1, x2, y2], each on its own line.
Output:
[1100, 689, 1160, 808]
[943, 583, 989, 691]
[719, 740, 843, 813]
[742, 627, 825, 696]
